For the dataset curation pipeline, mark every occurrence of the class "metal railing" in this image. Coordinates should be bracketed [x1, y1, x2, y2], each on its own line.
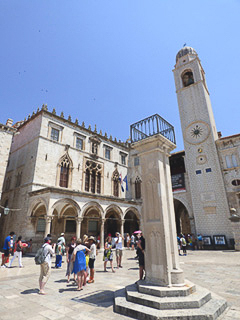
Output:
[130, 114, 176, 144]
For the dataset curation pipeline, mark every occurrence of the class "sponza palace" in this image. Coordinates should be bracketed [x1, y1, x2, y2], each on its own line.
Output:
[0, 47, 239, 250]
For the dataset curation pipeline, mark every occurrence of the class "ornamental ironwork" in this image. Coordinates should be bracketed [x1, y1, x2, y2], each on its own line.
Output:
[130, 114, 176, 144]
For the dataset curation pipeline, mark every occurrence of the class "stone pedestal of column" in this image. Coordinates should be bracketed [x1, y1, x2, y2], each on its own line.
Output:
[132, 134, 184, 287]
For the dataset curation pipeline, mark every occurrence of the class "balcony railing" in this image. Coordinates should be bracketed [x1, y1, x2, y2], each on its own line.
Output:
[130, 114, 176, 144]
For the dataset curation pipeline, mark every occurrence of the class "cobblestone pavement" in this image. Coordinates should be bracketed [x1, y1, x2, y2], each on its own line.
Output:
[0, 249, 239, 320]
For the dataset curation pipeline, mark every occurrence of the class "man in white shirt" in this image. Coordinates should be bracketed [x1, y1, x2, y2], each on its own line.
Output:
[39, 237, 56, 295]
[114, 232, 123, 269]
[88, 236, 96, 284]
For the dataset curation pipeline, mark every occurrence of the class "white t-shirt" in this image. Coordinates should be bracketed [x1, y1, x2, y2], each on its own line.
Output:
[43, 243, 55, 267]
[74, 244, 88, 253]
[131, 235, 135, 243]
[115, 236, 123, 250]
[89, 243, 96, 259]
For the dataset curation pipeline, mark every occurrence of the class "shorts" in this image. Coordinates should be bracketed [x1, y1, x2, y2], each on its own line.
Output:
[89, 258, 95, 269]
[4, 249, 10, 257]
[130, 242, 135, 246]
[116, 249, 123, 257]
[39, 261, 51, 283]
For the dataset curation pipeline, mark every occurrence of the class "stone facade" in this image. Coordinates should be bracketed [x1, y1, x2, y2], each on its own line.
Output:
[0, 108, 141, 250]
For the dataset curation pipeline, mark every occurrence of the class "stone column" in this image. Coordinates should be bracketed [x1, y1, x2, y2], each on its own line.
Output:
[132, 134, 184, 287]
[76, 217, 83, 239]
[121, 219, 124, 236]
[44, 216, 52, 238]
[100, 219, 105, 249]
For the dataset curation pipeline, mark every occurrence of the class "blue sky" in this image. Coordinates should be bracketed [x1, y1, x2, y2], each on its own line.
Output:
[0, 0, 239, 151]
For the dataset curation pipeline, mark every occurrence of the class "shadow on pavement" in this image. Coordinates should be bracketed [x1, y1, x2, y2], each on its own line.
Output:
[55, 279, 68, 283]
[72, 290, 114, 307]
[20, 288, 39, 294]
[59, 287, 79, 293]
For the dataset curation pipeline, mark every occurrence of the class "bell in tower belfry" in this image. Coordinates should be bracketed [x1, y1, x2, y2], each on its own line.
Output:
[172, 46, 232, 241]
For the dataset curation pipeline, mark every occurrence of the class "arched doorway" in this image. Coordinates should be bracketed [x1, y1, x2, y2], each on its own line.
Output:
[174, 199, 191, 235]
[105, 210, 121, 238]
[124, 210, 140, 236]
[81, 208, 101, 238]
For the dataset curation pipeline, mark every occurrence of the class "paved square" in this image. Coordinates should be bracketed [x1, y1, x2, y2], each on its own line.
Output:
[0, 249, 239, 319]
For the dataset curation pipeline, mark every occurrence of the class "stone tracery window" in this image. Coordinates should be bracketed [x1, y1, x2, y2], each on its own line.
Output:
[58, 153, 73, 188]
[112, 169, 119, 197]
[135, 176, 142, 199]
[85, 160, 102, 194]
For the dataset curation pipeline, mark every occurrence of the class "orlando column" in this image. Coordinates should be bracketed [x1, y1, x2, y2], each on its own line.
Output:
[131, 114, 184, 286]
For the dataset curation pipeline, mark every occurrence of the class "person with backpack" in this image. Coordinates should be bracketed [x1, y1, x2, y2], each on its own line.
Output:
[37, 236, 56, 295]
[180, 234, 187, 256]
[8, 236, 24, 268]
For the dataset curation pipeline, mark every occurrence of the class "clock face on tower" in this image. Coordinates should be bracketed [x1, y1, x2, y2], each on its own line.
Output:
[184, 121, 210, 145]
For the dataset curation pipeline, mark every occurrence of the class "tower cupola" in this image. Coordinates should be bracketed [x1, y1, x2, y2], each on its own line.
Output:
[176, 46, 197, 63]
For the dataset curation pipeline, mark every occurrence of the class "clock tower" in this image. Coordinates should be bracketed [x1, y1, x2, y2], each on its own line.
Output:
[173, 47, 232, 239]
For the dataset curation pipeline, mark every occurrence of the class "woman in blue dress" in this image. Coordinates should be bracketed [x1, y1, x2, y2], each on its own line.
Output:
[72, 239, 90, 291]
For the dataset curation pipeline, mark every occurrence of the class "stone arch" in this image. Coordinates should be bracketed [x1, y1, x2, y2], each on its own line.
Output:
[28, 197, 48, 217]
[181, 69, 194, 87]
[104, 204, 123, 219]
[81, 201, 104, 218]
[123, 207, 141, 236]
[173, 195, 193, 219]
[51, 198, 80, 218]
[173, 197, 195, 236]
[104, 204, 122, 237]
[81, 201, 104, 238]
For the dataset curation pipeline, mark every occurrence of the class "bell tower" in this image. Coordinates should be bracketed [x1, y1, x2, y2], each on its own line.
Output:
[173, 47, 232, 239]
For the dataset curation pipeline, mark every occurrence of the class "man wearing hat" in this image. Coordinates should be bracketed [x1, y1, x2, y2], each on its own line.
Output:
[58, 232, 66, 255]
[88, 236, 96, 283]
[39, 236, 56, 295]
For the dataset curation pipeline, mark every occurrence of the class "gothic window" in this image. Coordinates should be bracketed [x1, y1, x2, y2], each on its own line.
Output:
[97, 173, 101, 194]
[84, 160, 102, 194]
[85, 169, 90, 191]
[51, 128, 60, 142]
[135, 176, 142, 199]
[58, 153, 72, 188]
[182, 70, 194, 87]
[225, 154, 238, 169]
[113, 169, 119, 197]
[91, 170, 96, 193]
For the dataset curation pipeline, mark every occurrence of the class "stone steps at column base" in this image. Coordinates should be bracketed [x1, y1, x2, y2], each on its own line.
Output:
[126, 284, 211, 310]
[137, 279, 196, 297]
[114, 289, 227, 320]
